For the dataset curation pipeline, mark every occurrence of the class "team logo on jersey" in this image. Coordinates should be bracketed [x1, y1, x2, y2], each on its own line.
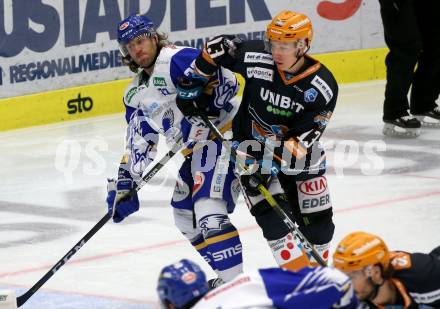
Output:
[311, 75, 333, 104]
[247, 67, 273, 81]
[153, 77, 167, 87]
[212, 81, 238, 110]
[162, 109, 175, 132]
[244, 52, 274, 65]
[304, 88, 318, 103]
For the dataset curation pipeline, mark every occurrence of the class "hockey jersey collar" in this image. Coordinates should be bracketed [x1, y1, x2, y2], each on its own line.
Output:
[278, 54, 321, 85]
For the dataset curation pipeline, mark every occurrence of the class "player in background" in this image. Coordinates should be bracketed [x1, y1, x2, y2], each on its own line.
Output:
[333, 231, 440, 308]
[106, 14, 244, 287]
[156, 258, 359, 309]
[176, 10, 338, 271]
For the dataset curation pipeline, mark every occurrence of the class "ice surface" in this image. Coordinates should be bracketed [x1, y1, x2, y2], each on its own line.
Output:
[1, 81, 439, 308]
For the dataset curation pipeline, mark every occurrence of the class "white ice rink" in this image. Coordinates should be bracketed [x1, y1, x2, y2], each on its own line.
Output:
[1, 81, 439, 308]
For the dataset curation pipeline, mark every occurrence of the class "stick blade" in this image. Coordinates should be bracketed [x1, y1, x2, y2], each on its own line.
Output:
[0, 290, 17, 309]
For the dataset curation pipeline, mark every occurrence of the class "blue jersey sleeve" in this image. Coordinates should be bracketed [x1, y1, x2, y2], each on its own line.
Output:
[260, 267, 359, 309]
[169, 47, 201, 86]
[125, 104, 137, 124]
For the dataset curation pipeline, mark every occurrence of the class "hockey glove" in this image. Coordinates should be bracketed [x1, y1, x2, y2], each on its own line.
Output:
[106, 178, 139, 223]
[392, 0, 406, 11]
[240, 172, 272, 197]
[205, 35, 242, 67]
[194, 35, 243, 77]
[239, 160, 280, 196]
[176, 74, 208, 117]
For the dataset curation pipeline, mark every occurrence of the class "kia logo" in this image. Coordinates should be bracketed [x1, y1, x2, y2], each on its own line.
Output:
[299, 177, 327, 195]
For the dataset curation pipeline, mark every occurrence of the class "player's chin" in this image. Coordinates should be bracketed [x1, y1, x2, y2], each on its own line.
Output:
[275, 63, 288, 71]
[354, 291, 369, 302]
[137, 57, 153, 68]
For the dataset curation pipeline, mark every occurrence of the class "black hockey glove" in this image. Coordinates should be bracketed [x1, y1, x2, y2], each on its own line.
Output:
[392, 0, 407, 11]
[240, 171, 272, 196]
[239, 160, 280, 196]
[205, 35, 242, 67]
[176, 75, 208, 117]
[193, 35, 242, 78]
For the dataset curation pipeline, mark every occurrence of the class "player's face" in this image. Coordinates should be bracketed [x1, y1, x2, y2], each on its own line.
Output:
[126, 34, 157, 68]
[346, 269, 376, 301]
[270, 40, 300, 71]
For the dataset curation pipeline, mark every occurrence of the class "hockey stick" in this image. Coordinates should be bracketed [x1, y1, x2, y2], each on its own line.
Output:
[15, 136, 184, 307]
[199, 114, 326, 267]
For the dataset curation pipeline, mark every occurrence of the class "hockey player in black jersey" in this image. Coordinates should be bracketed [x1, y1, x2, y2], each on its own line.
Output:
[176, 10, 338, 271]
[333, 231, 440, 308]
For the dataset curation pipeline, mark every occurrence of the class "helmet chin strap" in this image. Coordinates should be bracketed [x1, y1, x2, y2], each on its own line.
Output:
[366, 276, 386, 301]
[287, 46, 310, 71]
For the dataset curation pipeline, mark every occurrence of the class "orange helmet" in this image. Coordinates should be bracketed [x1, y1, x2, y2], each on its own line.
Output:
[333, 231, 390, 272]
[266, 10, 313, 44]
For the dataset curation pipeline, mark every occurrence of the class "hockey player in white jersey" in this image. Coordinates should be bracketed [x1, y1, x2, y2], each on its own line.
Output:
[106, 14, 243, 286]
[156, 259, 359, 309]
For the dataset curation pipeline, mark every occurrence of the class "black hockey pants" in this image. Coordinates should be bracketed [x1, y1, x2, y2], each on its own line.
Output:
[378, 0, 440, 119]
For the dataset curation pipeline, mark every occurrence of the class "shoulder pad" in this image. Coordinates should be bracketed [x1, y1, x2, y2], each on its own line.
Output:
[390, 252, 412, 270]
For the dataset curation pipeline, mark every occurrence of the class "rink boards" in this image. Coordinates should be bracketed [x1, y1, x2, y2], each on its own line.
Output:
[0, 48, 387, 132]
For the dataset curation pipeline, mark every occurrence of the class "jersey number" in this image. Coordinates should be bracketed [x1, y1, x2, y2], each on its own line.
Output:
[206, 36, 226, 59]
